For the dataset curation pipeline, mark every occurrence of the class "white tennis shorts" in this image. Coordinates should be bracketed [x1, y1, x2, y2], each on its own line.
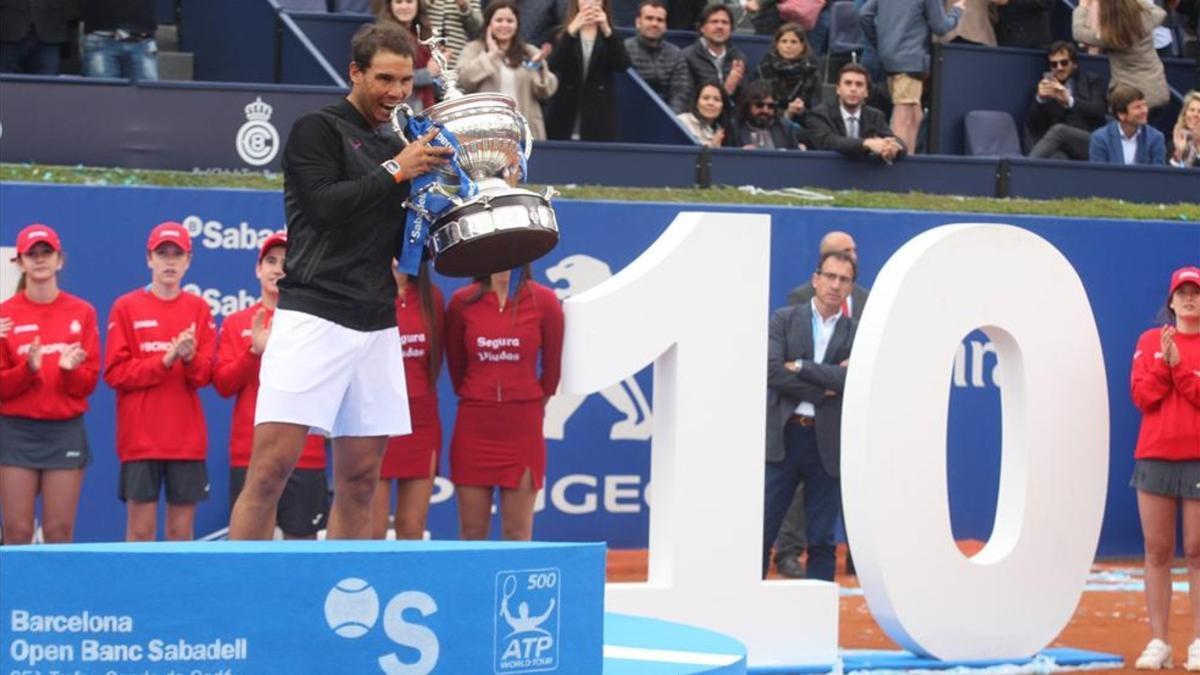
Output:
[255, 309, 411, 438]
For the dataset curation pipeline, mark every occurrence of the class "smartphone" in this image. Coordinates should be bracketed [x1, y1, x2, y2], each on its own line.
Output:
[1042, 71, 1055, 82]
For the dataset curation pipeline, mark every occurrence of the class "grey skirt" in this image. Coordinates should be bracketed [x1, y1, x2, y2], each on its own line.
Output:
[0, 414, 91, 470]
[1130, 458, 1200, 499]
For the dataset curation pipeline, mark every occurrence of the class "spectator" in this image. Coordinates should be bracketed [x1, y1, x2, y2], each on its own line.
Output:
[625, 0, 691, 113]
[458, 0, 559, 140]
[516, 0, 568, 56]
[1027, 41, 1107, 161]
[377, 0, 482, 73]
[861, 0, 963, 154]
[0, 224, 100, 545]
[103, 222, 216, 541]
[1073, 0, 1169, 110]
[376, 0, 440, 111]
[213, 232, 330, 541]
[762, 250, 858, 582]
[733, 79, 804, 149]
[677, 80, 730, 146]
[1089, 84, 1166, 164]
[755, 23, 822, 130]
[940, 0, 997, 46]
[682, 4, 748, 108]
[1128, 266, 1200, 671]
[805, 63, 904, 162]
[446, 267, 564, 541]
[546, 0, 631, 141]
[0, 0, 79, 75]
[994, 0, 1051, 49]
[81, 0, 157, 81]
[1170, 90, 1200, 168]
[373, 261, 444, 540]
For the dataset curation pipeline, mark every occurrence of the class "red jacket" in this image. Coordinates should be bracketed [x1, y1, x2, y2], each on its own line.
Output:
[103, 288, 216, 462]
[0, 291, 101, 420]
[213, 303, 326, 469]
[1132, 327, 1200, 461]
[445, 281, 563, 402]
[396, 282, 445, 400]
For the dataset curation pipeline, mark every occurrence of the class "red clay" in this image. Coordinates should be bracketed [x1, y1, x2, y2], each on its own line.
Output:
[605, 544, 1178, 672]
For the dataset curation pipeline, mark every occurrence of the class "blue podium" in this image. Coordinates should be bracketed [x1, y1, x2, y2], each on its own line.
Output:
[1, 540, 605, 673]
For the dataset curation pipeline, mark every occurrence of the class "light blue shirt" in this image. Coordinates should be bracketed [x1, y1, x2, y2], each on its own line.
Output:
[794, 299, 842, 417]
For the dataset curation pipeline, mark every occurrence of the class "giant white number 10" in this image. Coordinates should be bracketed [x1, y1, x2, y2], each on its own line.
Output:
[561, 215, 1108, 666]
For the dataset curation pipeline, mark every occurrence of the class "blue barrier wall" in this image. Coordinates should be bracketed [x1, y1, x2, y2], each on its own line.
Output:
[1, 182, 1195, 556]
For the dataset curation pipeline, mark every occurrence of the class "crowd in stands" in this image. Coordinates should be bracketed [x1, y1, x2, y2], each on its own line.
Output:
[0, 0, 1197, 164]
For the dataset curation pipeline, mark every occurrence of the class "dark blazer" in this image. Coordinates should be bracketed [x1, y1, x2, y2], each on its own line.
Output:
[0, 0, 80, 43]
[1025, 70, 1108, 141]
[994, 0, 1052, 49]
[766, 303, 856, 477]
[804, 102, 907, 159]
[1088, 120, 1167, 165]
[545, 30, 631, 141]
[733, 119, 803, 149]
[787, 281, 870, 319]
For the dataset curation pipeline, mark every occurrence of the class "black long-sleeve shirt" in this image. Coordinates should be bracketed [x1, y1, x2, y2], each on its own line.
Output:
[83, 0, 155, 34]
[278, 99, 411, 331]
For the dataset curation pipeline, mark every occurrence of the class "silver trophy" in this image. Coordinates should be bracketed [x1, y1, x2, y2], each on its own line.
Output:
[390, 34, 558, 278]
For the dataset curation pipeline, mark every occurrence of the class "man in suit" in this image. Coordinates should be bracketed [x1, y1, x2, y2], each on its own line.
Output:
[771, 231, 868, 579]
[1027, 42, 1108, 160]
[1089, 84, 1166, 165]
[806, 63, 905, 162]
[762, 250, 857, 582]
[734, 80, 804, 150]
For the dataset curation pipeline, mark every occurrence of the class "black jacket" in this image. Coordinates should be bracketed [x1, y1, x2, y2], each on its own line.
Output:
[804, 102, 907, 158]
[681, 39, 748, 108]
[279, 99, 410, 331]
[755, 53, 822, 114]
[733, 119, 803, 149]
[0, 0, 80, 43]
[546, 30, 631, 141]
[995, 0, 1052, 49]
[1025, 70, 1108, 141]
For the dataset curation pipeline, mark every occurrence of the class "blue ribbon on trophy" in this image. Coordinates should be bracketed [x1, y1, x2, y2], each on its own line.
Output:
[396, 115, 478, 276]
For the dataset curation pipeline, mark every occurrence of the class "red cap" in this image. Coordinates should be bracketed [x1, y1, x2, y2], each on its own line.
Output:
[14, 224, 62, 256]
[147, 221, 192, 252]
[1170, 266, 1200, 294]
[258, 230, 288, 262]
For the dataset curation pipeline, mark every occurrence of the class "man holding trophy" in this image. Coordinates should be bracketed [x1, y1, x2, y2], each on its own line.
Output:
[230, 20, 560, 541]
[228, 23, 453, 541]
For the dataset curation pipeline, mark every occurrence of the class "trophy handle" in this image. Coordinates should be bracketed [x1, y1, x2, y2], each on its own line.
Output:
[518, 112, 532, 161]
[389, 104, 416, 146]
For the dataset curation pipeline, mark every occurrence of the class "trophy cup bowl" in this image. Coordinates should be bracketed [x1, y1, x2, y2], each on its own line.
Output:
[396, 83, 558, 278]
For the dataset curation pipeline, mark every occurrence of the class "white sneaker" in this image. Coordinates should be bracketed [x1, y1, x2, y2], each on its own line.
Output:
[1186, 638, 1200, 671]
[1136, 638, 1172, 670]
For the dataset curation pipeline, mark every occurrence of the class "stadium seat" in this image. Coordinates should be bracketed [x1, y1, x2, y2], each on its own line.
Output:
[963, 110, 1023, 157]
[332, 0, 373, 12]
[277, 0, 329, 11]
[824, 1, 864, 83]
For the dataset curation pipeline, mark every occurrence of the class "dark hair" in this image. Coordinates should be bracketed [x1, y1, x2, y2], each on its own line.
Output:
[373, 0, 431, 41]
[770, 23, 808, 59]
[697, 3, 733, 29]
[467, 264, 535, 306]
[637, 0, 668, 17]
[816, 250, 857, 281]
[414, 263, 443, 386]
[1046, 41, 1077, 61]
[691, 79, 724, 119]
[838, 62, 870, 87]
[483, 0, 528, 69]
[737, 79, 775, 120]
[1109, 84, 1145, 117]
[351, 22, 415, 71]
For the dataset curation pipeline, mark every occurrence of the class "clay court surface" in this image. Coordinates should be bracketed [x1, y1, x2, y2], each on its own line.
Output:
[606, 543, 1179, 671]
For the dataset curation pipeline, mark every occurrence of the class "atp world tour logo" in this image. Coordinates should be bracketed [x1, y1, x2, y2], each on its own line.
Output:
[236, 97, 280, 166]
[494, 568, 560, 672]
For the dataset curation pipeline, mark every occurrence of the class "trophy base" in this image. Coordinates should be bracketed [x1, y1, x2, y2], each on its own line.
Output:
[429, 186, 558, 278]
